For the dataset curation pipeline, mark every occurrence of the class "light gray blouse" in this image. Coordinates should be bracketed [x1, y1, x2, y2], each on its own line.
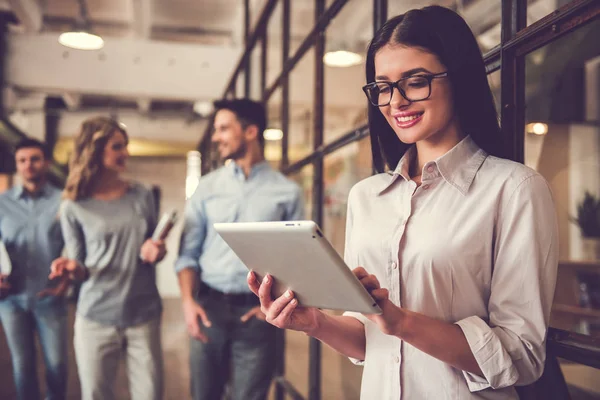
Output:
[61, 182, 161, 328]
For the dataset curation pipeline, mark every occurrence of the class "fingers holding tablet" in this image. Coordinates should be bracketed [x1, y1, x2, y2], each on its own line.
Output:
[248, 270, 321, 332]
[353, 267, 381, 294]
[247, 270, 261, 296]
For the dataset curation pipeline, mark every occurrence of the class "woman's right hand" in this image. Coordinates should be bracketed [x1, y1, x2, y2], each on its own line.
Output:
[247, 271, 321, 334]
[49, 257, 86, 281]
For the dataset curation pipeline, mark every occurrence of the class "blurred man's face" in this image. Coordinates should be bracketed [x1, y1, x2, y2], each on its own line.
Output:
[211, 109, 248, 161]
[15, 147, 48, 183]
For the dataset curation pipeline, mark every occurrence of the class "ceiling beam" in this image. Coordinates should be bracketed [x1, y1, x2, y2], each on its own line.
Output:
[231, 0, 245, 46]
[137, 98, 151, 114]
[62, 93, 81, 111]
[7, 0, 42, 33]
[130, 0, 152, 39]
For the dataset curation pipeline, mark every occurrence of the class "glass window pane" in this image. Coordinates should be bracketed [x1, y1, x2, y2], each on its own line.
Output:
[284, 330, 310, 399]
[249, 0, 268, 33]
[290, 0, 314, 55]
[319, 137, 373, 399]
[266, 1, 283, 88]
[235, 70, 245, 98]
[324, 0, 371, 145]
[265, 88, 282, 167]
[524, 19, 600, 339]
[323, 136, 372, 256]
[289, 49, 315, 164]
[487, 69, 501, 116]
[387, 1, 501, 53]
[288, 164, 314, 220]
[527, 0, 573, 27]
[284, 163, 314, 397]
[250, 41, 262, 100]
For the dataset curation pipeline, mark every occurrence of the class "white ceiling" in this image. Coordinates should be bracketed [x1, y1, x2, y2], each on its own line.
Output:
[0, 0, 560, 144]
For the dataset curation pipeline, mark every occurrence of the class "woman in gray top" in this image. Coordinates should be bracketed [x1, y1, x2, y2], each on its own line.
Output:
[50, 117, 166, 400]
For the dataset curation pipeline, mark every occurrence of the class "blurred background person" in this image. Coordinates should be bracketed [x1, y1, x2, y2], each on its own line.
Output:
[0, 138, 68, 400]
[175, 99, 304, 400]
[49, 117, 166, 400]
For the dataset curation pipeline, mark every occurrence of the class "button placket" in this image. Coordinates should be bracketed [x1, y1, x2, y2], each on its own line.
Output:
[391, 184, 413, 308]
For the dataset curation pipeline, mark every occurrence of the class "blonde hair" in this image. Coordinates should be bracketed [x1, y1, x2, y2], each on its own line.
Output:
[63, 116, 128, 201]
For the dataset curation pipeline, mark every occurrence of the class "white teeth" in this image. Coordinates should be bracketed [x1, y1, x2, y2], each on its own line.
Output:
[396, 114, 422, 123]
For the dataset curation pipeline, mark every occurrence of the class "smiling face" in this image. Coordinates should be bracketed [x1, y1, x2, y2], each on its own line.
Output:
[101, 130, 129, 173]
[211, 109, 252, 161]
[374, 44, 460, 146]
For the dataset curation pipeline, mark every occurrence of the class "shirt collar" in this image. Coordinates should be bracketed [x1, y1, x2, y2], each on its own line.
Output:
[227, 160, 271, 180]
[13, 182, 51, 200]
[377, 135, 487, 196]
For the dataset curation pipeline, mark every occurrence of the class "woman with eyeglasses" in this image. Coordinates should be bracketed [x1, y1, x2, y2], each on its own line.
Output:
[249, 6, 558, 399]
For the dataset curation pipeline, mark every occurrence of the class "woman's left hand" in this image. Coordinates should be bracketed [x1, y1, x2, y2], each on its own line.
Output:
[353, 267, 405, 337]
[140, 239, 167, 264]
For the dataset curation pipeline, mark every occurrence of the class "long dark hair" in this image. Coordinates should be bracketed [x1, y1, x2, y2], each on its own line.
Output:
[366, 6, 501, 173]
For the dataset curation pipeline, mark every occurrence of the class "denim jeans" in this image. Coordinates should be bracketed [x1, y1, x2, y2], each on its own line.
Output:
[0, 293, 68, 400]
[189, 293, 276, 400]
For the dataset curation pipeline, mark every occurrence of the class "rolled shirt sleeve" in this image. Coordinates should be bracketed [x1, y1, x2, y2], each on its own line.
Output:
[174, 190, 206, 273]
[456, 174, 559, 391]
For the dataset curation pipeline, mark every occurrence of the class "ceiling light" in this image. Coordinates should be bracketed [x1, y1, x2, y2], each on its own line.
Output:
[59, 31, 104, 50]
[193, 101, 213, 117]
[526, 122, 548, 136]
[323, 50, 363, 68]
[264, 128, 283, 141]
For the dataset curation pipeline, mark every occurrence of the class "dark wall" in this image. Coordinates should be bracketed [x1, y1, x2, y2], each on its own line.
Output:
[0, 140, 15, 174]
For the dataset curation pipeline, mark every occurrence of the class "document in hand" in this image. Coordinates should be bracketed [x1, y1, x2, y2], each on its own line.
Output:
[152, 210, 178, 241]
[0, 240, 11, 275]
[0, 240, 12, 299]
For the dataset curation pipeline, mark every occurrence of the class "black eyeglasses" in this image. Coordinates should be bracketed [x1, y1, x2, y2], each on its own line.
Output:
[362, 71, 449, 107]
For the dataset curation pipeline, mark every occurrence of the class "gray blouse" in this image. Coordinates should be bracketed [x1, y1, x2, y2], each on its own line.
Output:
[61, 182, 162, 328]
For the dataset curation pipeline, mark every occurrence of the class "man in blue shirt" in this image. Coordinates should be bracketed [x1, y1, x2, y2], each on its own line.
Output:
[176, 99, 303, 400]
[0, 139, 67, 400]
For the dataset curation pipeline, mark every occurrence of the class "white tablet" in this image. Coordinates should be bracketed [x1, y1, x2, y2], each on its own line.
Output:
[214, 220, 381, 314]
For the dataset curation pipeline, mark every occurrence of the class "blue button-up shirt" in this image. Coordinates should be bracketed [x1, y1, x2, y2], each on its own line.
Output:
[175, 161, 304, 293]
[0, 183, 64, 296]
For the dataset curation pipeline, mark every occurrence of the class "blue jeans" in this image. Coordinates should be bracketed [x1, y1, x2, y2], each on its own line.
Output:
[0, 294, 68, 400]
[189, 293, 276, 400]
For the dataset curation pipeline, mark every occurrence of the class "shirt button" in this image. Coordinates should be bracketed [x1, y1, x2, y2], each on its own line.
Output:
[391, 261, 398, 269]
[427, 165, 434, 173]
[422, 184, 430, 190]
[394, 356, 400, 363]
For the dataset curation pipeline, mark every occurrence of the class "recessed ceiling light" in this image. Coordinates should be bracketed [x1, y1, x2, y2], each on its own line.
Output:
[526, 122, 548, 135]
[59, 31, 104, 50]
[323, 50, 363, 68]
[263, 128, 283, 141]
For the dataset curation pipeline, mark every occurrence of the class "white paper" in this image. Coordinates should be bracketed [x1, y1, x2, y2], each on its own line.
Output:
[0, 240, 12, 275]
